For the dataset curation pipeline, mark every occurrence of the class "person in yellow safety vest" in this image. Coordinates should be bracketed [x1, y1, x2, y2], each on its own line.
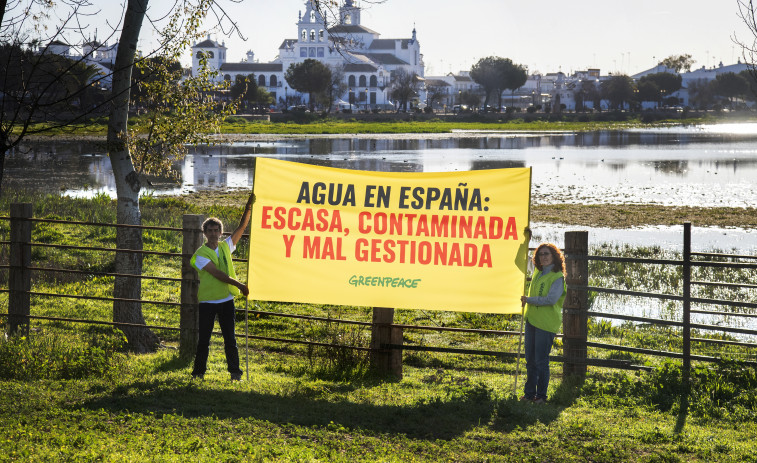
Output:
[519, 243, 567, 404]
[190, 194, 254, 381]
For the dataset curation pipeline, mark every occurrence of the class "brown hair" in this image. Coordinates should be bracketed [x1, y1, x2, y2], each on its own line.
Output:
[532, 243, 566, 275]
[201, 217, 223, 233]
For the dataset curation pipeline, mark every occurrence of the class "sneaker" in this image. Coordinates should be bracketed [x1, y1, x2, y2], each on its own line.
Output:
[519, 395, 534, 402]
[533, 397, 547, 405]
[230, 372, 243, 381]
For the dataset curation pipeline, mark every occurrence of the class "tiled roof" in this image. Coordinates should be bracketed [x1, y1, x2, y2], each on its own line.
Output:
[328, 24, 378, 35]
[357, 53, 407, 65]
[279, 39, 297, 49]
[220, 62, 283, 72]
[344, 63, 378, 72]
[368, 39, 395, 50]
[194, 39, 224, 48]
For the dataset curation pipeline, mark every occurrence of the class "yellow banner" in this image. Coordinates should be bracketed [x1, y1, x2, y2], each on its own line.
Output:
[248, 158, 531, 314]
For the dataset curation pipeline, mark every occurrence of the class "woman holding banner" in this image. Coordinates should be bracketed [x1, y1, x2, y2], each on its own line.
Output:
[519, 243, 566, 404]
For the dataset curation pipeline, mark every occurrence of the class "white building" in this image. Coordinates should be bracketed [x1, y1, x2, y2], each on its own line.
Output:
[632, 61, 750, 107]
[191, 0, 424, 109]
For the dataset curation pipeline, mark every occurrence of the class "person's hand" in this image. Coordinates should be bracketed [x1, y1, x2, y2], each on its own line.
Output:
[239, 284, 250, 297]
[520, 295, 528, 307]
[245, 193, 255, 211]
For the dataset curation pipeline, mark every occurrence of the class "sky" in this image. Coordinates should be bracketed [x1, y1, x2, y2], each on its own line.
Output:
[96, 0, 754, 76]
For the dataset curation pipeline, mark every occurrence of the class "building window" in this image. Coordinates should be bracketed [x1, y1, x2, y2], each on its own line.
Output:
[300, 47, 307, 57]
[258, 75, 266, 86]
[348, 75, 356, 87]
[317, 47, 324, 57]
[344, 13, 351, 24]
[302, 29, 307, 41]
[370, 75, 377, 87]
[270, 75, 277, 86]
[319, 29, 324, 41]
[224, 74, 231, 81]
[309, 47, 316, 57]
[358, 75, 366, 87]
[310, 30, 316, 42]
[310, 11, 315, 22]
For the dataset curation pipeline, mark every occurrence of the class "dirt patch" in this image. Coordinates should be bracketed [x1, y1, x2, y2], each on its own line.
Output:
[532, 204, 757, 229]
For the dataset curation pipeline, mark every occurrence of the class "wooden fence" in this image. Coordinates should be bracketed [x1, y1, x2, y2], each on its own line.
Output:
[1, 203, 756, 380]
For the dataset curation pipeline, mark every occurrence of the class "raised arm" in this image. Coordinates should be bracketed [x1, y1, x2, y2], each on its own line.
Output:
[229, 193, 254, 246]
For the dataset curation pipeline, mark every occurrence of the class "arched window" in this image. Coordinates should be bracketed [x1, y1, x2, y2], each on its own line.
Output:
[302, 29, 307, 41]
[270, 75, 277, 86]
[348, 75, 356, 87]
[369, 75, 377, 87]
[358, 75, 366, 87]
[224, 74, 231, 81]
[319, 30, 324, 41]
[310, 11, 315, 22]
[258, 74, 266, 86]
[310, 30, 316, 42]
[207, 51, 214, 58]
[196, 51, 203, 58]
[344, 13, 351, 24]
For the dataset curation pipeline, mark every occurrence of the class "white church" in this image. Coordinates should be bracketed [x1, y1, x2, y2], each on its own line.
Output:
[191, 0, 425, 110]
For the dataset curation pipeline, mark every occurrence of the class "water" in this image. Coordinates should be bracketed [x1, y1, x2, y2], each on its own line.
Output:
[7, 123, 757, 336]
[9, 123, 757, 209]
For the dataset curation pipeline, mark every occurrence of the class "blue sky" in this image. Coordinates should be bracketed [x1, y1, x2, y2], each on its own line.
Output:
[97, 1, 753, 75]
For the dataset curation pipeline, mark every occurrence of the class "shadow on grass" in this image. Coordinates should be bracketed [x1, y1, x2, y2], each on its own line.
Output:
[80, 379, 501, 440]
[491, 375, 580, 432]
[674, 381, 690, 434]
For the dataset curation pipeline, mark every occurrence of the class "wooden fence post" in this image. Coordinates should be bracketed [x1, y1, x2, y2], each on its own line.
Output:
[180, 214, 205, 359]
[563, 231, 589, 378]
[370, 307, 402, 379]
[8, 203, 33, 336]
[682, 222, 691, 385]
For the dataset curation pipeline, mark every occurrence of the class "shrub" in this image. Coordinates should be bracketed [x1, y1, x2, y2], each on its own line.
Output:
[0, 327, 128, 381]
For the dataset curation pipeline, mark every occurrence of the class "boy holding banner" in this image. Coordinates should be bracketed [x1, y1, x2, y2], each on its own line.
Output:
[190, 194, 254, 381]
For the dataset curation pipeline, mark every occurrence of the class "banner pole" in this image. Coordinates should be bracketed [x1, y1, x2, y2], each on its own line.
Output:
[514, 168, 532, 397]
[245, 159, 258, 383]
[513, 306, 525, 397]
[245, 299, 249, 382]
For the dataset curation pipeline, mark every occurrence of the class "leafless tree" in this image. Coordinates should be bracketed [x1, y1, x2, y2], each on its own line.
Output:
[735, 0, 757, 83]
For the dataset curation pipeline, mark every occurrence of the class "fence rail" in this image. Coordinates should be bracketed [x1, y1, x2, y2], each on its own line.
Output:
[2, 205, 756, 381]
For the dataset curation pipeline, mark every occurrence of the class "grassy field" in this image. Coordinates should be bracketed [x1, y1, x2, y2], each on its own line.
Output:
[1, 193, 757, 461]
[24, 112, 753, 139]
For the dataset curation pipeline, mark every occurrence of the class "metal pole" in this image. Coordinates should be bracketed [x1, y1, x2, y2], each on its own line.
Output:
[245, 299, 249, 382]
[513, 308, 525, 397]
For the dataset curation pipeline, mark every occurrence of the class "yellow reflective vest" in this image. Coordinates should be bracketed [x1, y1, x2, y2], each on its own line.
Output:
[191, 240, 240, 302]
[525, 268, 566, 333]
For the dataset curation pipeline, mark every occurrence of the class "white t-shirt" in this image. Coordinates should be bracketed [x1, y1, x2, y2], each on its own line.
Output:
[195, 236, 236, 304]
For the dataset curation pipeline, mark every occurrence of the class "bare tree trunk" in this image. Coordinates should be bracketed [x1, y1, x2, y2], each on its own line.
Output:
[107, 0, 159, 353]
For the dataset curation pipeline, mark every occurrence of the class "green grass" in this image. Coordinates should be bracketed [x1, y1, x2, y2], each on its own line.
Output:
[1, 334, 757, 462]
[23, 112, 757, 139]
[2, 193, 757, 461]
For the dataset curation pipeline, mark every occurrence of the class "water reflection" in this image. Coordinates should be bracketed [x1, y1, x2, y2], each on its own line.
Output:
[5, 125, 757, 208]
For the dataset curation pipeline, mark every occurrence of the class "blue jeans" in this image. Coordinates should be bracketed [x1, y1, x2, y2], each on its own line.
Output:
[192, 300, 242, 376]
[523, 320, 555, 400]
